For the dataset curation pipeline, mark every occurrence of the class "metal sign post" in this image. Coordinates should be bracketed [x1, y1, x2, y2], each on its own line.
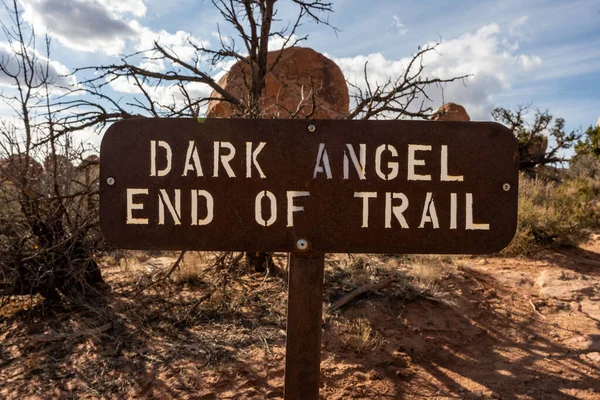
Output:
[284, 252, 325, 400]
[99, 118, 519, 399]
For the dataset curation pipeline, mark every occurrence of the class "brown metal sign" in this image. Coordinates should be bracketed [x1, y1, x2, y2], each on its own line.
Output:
[100, 118, 518, 254]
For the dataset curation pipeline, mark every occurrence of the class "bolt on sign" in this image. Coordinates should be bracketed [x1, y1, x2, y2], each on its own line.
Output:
[100, 118, 519, 254]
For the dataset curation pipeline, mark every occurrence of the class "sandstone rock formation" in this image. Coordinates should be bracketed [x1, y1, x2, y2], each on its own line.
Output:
[0, 154, 43, 184]
[525, 135, 548, 158]
[431, 102, 470, 121]
[207, 47, 349, 119]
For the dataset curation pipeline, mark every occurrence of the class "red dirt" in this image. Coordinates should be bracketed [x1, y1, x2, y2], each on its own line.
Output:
[1, 238, 599, 399]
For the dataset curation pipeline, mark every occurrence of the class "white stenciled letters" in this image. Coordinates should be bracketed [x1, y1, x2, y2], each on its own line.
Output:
[182, 141, 204, 177]
[441, 145, 464, 182]
[343, 144, 367, 180]
[246, 142, 267, 178]
[158, 189, 181, 225]
[255, 191, 277, 226]
[150, 140, 172, 177]
[375, 144, 399, 181]
[287, 191, 310, 227]
[126, 189, 149, 225]
[191, 189, 214, 226]
[419, 192, 439, 228]
[385, 192, 409, 228]
[450, 193, 458, 229]
[213, 142, 236, 178]
[407, 144, 432, 181]
[354, 192, 377, 228]
[312, 143, 332, 179]
[466, 193, 490, 230]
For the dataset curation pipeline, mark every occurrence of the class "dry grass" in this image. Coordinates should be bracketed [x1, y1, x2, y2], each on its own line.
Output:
[324, 253, 458, 312]
[503, 175, 599, 256]
[403, 256, 457, 306]
[340, 317, 384, 354]
[409, 262, 443, 284]
[339, 254, 387, 285]
[175, 252, 207, 285]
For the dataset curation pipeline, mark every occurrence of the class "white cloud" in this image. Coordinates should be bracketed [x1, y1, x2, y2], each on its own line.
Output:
[138, 58, 165, 73]
[509, 15, 529, 37]
[19, 0, 138, 55]
[331, 23, 543, 120]
[100, 0, 147, 17]
[392, 16, 408, 35]
[18, 0, 204, 58]
[130, 21, 207, 63]
[514, 15, 528, 26]
[106, 75, 140, 94]
[0, 42, 76, 88]
[518, 54, 542, 71]
[211, 31, 232, 47]
[268, 34, 301, 51]
[108, 75, 213, 114]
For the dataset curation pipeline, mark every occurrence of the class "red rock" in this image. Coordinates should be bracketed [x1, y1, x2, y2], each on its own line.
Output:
[207, 47, 349, 119]
[431, 103, 470, 121]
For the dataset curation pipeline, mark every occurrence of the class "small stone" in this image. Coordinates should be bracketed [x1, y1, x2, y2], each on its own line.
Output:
[495, 308, 511, 318]
[585, 352, 600, 363]
[565, 335, 600, 351]
[528, 335, 536, 341]
[369, 371, 382, 380]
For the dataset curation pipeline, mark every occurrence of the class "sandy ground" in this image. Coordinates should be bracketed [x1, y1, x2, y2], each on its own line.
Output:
[1, 237, 599, 399]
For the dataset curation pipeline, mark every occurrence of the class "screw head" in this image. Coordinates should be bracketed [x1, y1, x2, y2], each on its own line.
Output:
[296, 239, 308, 251]
[107, 177, 116, 186]
[503, 183, 511, 191]
[308, 124, 316, 133]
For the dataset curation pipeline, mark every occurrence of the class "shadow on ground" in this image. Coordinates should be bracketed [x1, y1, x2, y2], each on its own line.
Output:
[1, 244, 599, 399]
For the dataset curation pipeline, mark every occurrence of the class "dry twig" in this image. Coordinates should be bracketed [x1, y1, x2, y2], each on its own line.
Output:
[329, 279, 395, 312]
[27, 323, 113, 342]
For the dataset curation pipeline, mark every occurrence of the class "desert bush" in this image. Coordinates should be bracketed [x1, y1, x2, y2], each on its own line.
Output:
[0, 1, 104, 302]
[503, 174, 599, 256]
[0, 149, 104, 300]
[569, 153, 600, 181]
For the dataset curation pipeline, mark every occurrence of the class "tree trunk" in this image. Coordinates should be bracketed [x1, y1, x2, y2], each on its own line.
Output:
[245, 252, 272, 273]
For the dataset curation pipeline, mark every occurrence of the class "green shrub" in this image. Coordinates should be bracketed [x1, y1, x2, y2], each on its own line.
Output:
[569, 153, 600, 180]
[503, 174, 599, 256]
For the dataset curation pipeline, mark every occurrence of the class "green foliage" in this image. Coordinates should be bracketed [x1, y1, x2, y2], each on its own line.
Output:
[491, 105, 580, 171]
[503, 174, 599, 256]
[575, 124, 600, 158]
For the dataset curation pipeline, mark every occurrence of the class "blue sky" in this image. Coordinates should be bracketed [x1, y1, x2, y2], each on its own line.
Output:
[1, 0, 599, 147]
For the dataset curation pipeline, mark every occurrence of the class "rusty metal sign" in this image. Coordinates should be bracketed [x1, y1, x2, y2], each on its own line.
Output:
[100, 118, 518, 254]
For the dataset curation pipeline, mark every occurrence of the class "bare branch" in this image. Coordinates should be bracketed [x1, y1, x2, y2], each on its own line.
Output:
[348, 44, 470, 120]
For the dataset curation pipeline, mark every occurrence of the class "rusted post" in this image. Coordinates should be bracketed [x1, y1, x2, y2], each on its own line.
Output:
[284, 252, 325, 400]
